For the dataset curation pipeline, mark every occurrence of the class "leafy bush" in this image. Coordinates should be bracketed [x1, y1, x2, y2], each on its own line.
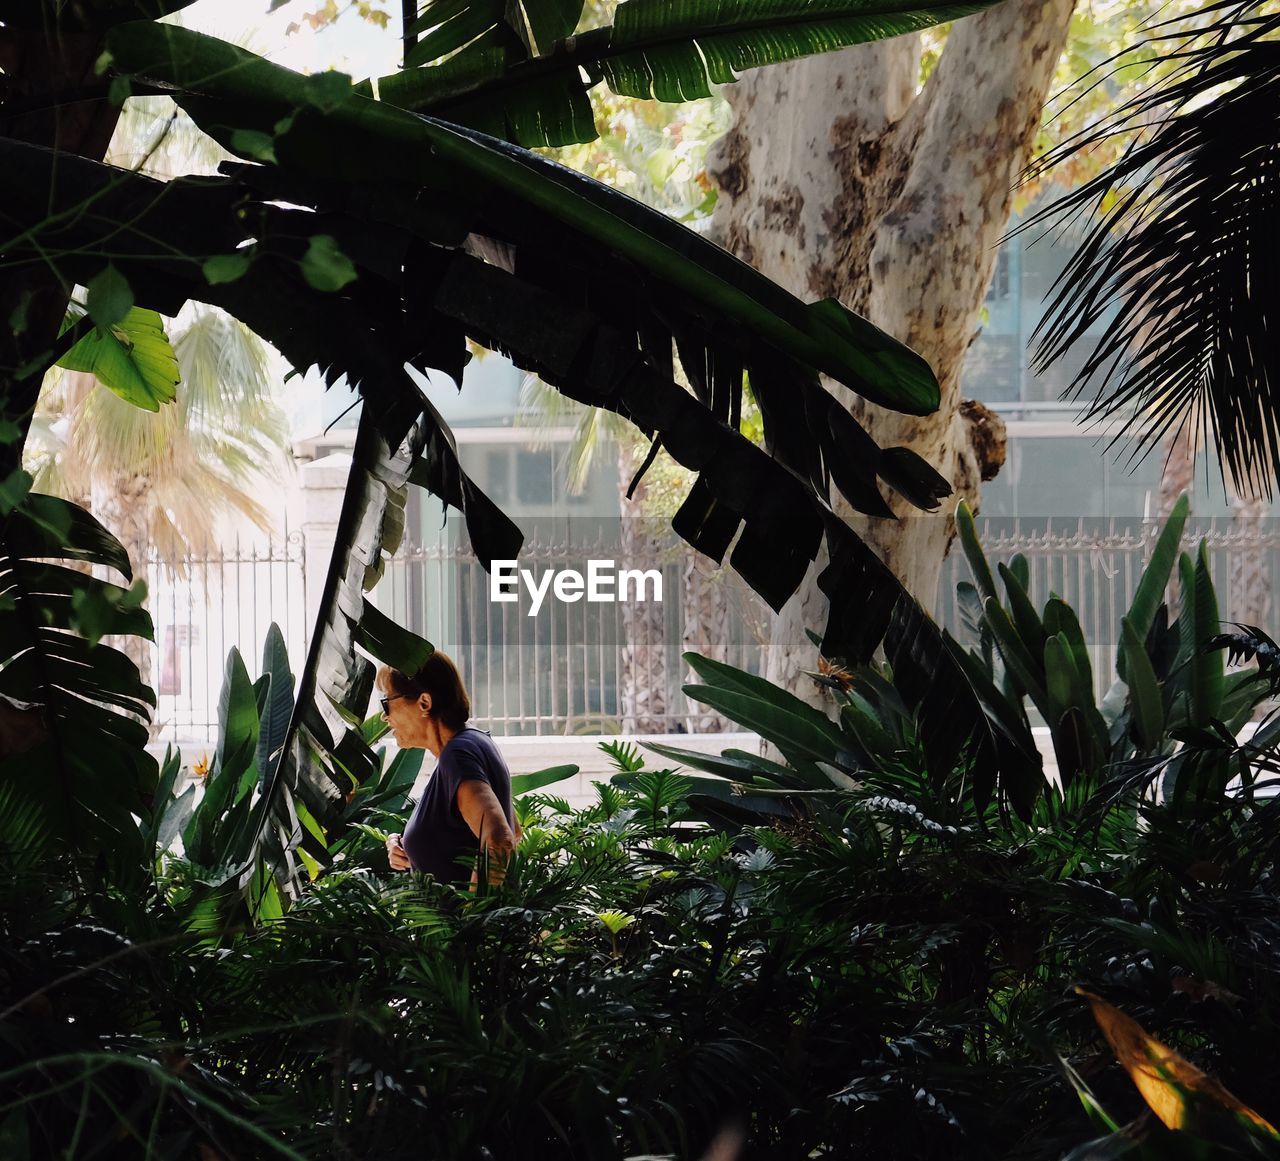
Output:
[8, 505, 1280, 1158]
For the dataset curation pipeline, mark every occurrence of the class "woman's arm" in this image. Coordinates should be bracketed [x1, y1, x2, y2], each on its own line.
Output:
[456, 780, 517, 885]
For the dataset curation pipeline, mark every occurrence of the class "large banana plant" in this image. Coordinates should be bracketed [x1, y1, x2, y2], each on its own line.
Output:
[2, 0, 1003, 879]
[373, 0, 1000, 147]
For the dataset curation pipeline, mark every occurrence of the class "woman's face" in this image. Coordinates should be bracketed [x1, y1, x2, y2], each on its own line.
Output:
[379, 673, 430, 749]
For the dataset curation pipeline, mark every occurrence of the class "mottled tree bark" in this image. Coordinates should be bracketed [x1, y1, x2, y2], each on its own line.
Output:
[680, 554, 731, 732]
[1159, 425, 1198, 518]
[708, 0, 1075, 701]
[617, 443, 669, 734]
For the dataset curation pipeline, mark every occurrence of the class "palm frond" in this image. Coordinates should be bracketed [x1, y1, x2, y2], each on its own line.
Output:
[518, 371, 630, 493]
[1029, 3, 1280, 495]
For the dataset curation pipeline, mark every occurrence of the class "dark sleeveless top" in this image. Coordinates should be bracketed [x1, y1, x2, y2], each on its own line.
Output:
[401, 727, 514, 883]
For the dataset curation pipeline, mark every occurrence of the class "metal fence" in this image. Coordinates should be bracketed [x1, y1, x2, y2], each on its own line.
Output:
[146, 515, 1280, 746]
[146, 526, 308, 747]
[376, 524, 771, 736]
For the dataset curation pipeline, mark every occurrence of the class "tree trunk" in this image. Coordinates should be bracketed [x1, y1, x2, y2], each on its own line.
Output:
[1228, 491, 1270, 630]
[1159, 424, 1198, 518]
[617, 444, 669, 734]
[708, 0, 1075, 703]
[680, 553, 732, 732]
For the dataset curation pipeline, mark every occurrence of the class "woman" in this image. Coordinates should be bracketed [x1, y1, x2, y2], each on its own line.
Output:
[379, 653, 519, 885]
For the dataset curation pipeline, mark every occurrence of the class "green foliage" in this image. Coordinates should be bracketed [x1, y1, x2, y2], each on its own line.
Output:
[672, 497, 1276, 818]
[1030, 3, 1280, 496]
[4, 0, 1019, 909]
[0, 491, 156, 873]
[57, 304, 180, 412]
[380, 0, 1005, 147]
[11, 697, 1280, 1158]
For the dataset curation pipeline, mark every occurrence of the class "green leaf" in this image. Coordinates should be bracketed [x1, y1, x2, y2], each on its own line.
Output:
[405, 0, 582, 65]
[684, 651, 848, 750]
[983, 596, 1048, 712]
[0, 469, 32, 517]
[107, 23, 940, 415]
[58, 306, 179, 412]
[1187, 540, 1224, 728]
[108, 74, 133, 106]
[0, 493, 156, 871]
[85, 265, 134, 329]
[1120, 616, 1164, 753]
[1043, 597, 1095, 707]
[956, 500, 999, 607]
[215, 648, 260, 790]
[300, 233, 358, 292]
[70, 578, 149, 648]
[642, 740, 789, 784]
[304, 69, 355, 111]
[353, 598, 434, 674]
[203, 253, 252, 284]
[229, 127, 277, 162]
[383, 0, 1000, 149]
[602, 0, 991, 100]
[998, 560, 1046, 661]
[255, 623, 296, 786]
[682, 684, 840, 777]
[1118, 494, 1187, 680]
[511, 764, 579, 795]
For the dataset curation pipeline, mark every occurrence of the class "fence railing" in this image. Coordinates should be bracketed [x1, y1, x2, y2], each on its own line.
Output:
[146, 527, 308, 748]
[376, 524, 771, 737]
[145, 515, 1278, 746]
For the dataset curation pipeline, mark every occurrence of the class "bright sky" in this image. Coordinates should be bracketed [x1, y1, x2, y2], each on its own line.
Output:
[180, 0, 400, 80]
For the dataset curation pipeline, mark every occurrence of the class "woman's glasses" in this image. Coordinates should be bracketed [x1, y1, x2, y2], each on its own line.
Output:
[379, 693, 409, 715]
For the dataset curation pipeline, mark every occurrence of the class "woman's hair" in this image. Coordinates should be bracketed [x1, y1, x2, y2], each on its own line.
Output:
[381, 652, 471, 732]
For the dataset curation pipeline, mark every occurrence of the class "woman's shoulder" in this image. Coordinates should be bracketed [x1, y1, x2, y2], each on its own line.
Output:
[442, 726, 497, 758]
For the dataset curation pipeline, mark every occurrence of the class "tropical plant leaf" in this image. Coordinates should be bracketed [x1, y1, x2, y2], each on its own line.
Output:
[1117, 494, 1188, 682]
[106, 22, 942, 419]
[0, 492, 156, 869]
[1120, 617, 1164, 753]
[3, 27, 947, 674]
[1077, 987, 1280, 1139]
[684, 650, 848, 750]
[885, 598, 1044, 816]
[1185, 541, 1225, 729]
[511, 764, 579, 795]
[58, 304, 180, 411]
[256, 411, 426, 893]
[255, 623, 296, 783]
[380, 0, 1002, 148]
[353, 597, 434, 674]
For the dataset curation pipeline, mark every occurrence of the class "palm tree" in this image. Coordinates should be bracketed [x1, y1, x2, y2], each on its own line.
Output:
[1031, 1, 1280, 499]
